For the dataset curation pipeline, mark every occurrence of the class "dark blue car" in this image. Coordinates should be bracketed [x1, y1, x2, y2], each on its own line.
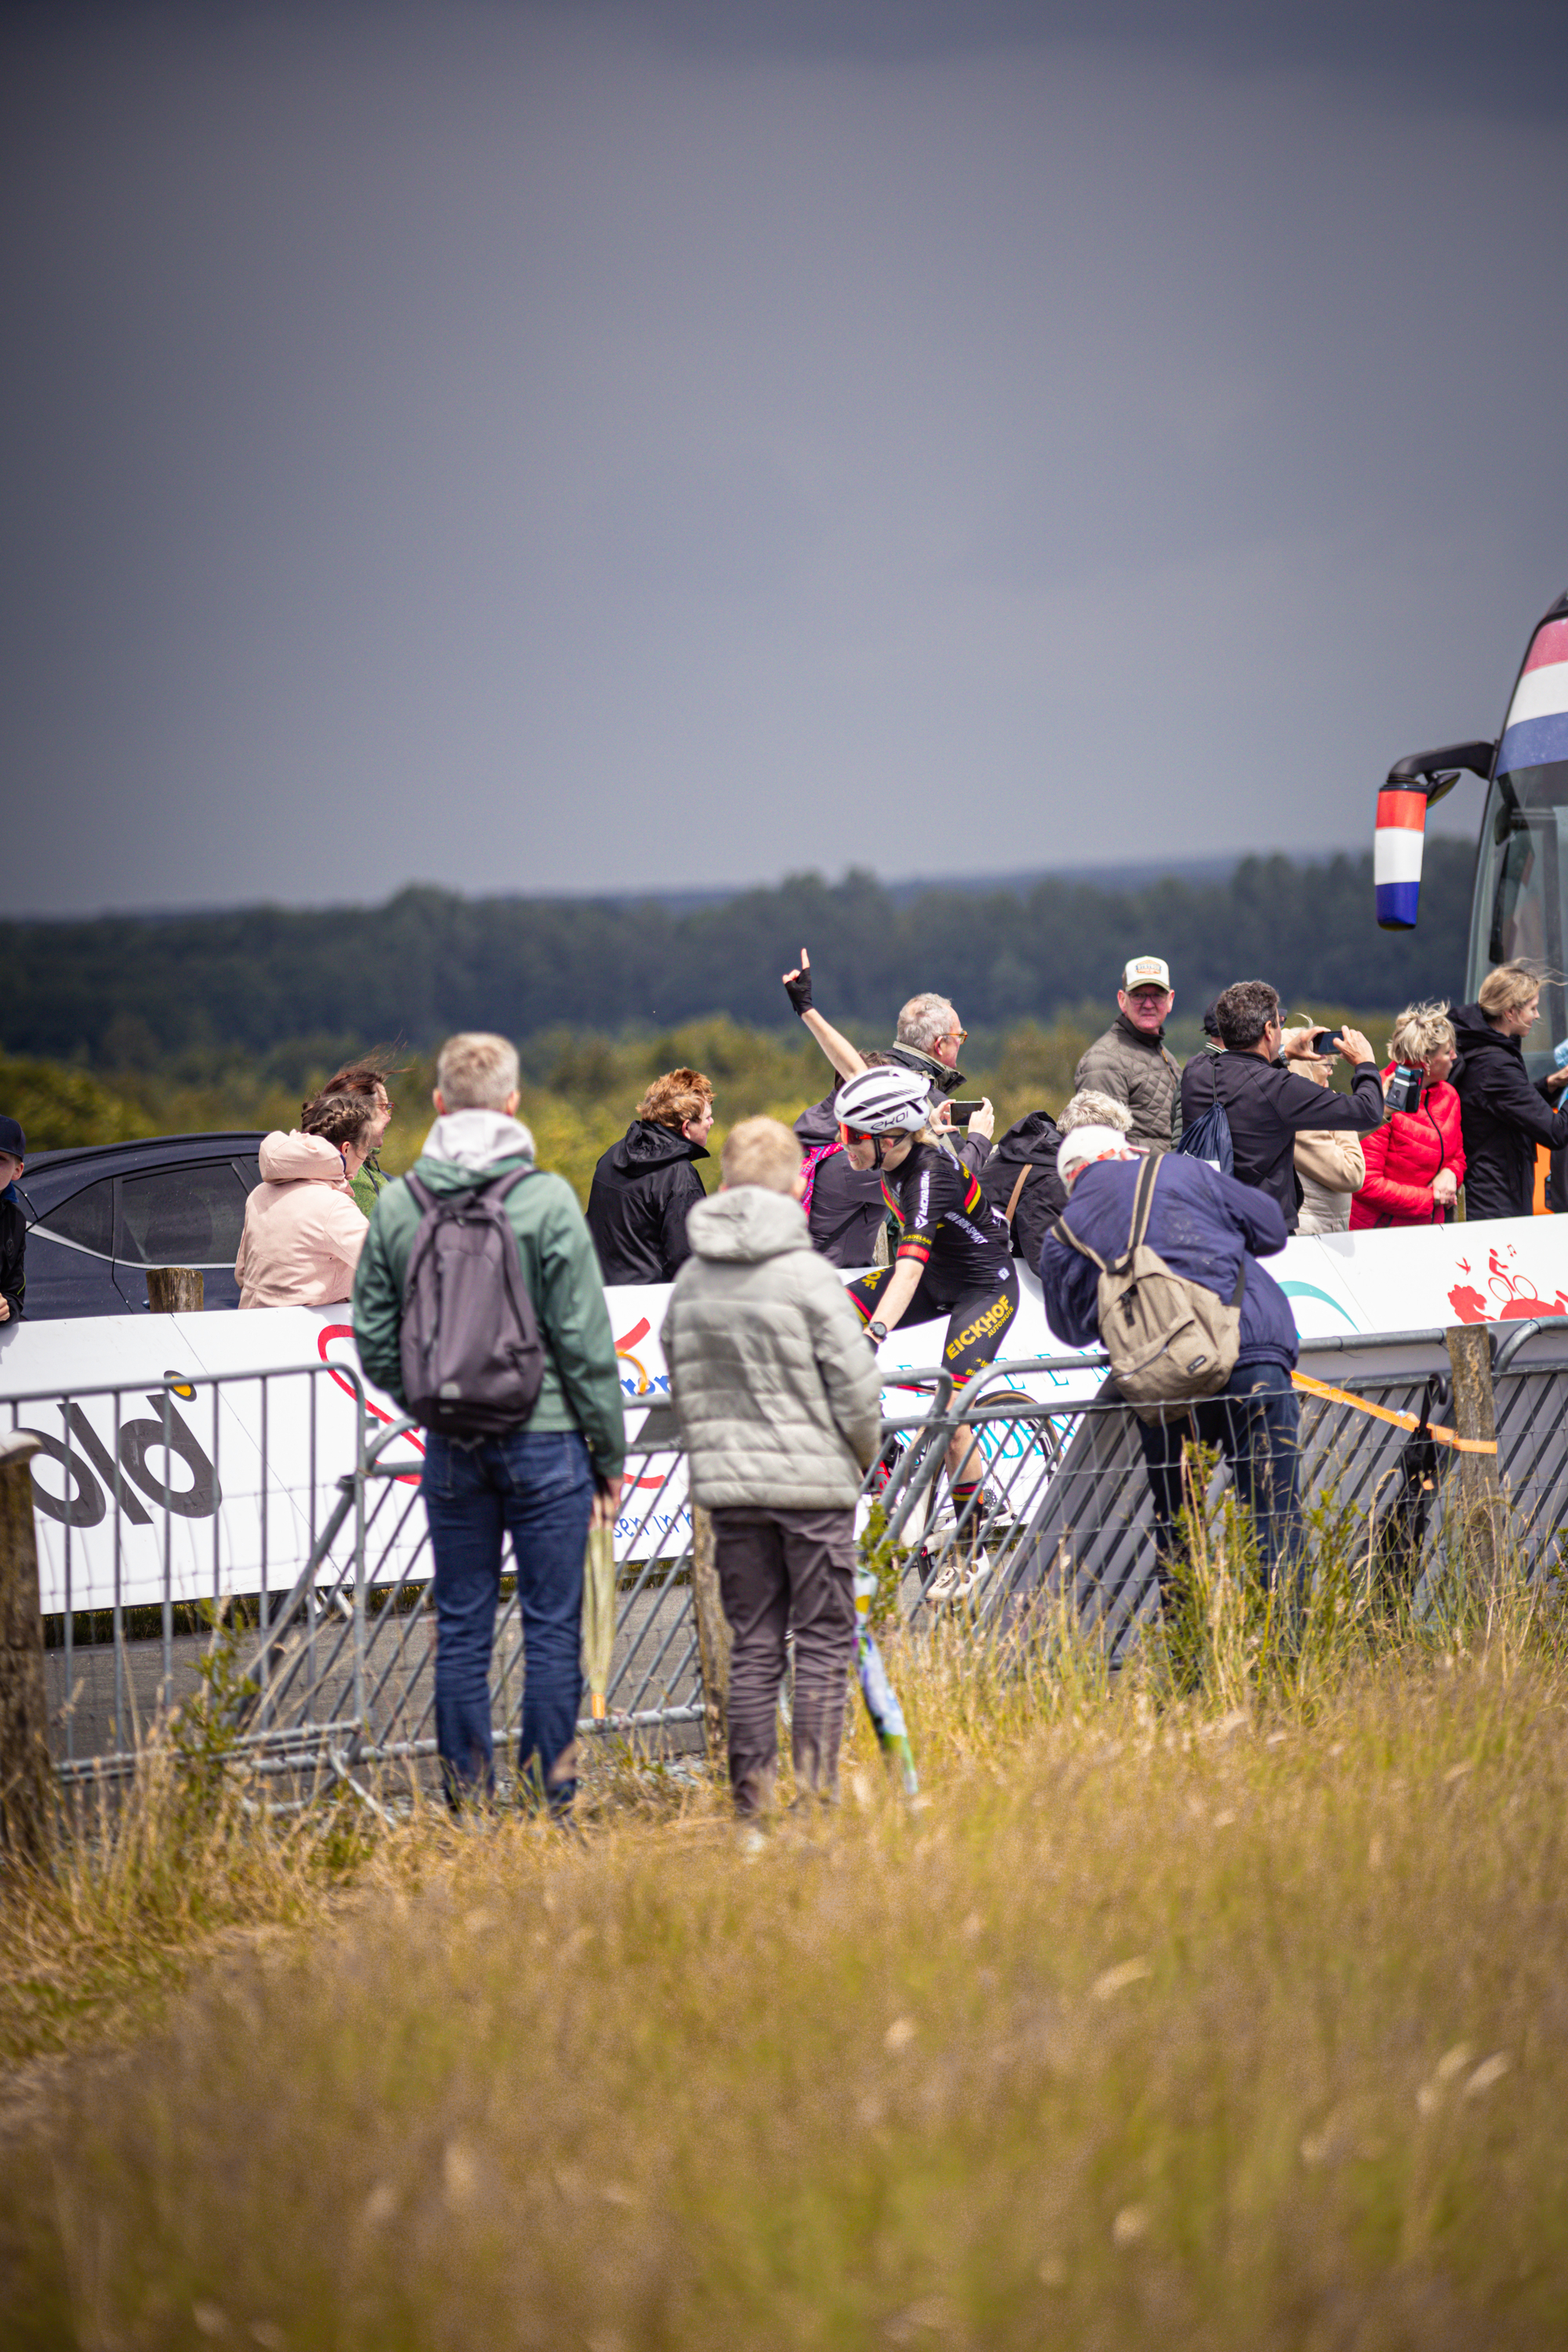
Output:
[16, 1134, 267, 1317]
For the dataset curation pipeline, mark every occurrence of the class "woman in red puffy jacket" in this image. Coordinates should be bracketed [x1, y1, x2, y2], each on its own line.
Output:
[1349, 1002, 1465, 1229]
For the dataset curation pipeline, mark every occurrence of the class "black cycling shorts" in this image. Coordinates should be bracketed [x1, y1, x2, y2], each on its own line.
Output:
[845, 1263, 1019, 1393]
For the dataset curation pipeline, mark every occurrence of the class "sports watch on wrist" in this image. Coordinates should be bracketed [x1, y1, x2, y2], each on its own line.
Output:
[867, 1319, 888, 1342]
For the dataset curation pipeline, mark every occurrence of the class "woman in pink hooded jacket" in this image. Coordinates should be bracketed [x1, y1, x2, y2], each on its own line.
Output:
[236, 1092, 376, 1309]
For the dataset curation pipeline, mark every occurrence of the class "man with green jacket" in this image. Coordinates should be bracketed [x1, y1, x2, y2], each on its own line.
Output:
[1073, 955, 1184, 1152]
[352, 1032, 625, 1811]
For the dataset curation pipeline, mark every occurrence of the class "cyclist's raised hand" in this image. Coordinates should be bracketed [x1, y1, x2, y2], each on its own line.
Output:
[968, 1097, 996, 1140]
[782, 948, 813, 1016]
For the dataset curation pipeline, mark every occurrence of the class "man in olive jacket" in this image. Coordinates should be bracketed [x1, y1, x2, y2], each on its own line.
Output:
[662, 1116, 882, 1818]
[1074, 955, 1184, 1151]
[352, 1032, 625, 1813]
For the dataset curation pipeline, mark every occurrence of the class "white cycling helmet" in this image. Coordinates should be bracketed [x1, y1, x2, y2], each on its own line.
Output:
[835, 1065, 933, 1136]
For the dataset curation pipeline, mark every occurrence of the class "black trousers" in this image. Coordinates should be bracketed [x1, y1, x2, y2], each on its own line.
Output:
[1134, 1363, 1305, 1593]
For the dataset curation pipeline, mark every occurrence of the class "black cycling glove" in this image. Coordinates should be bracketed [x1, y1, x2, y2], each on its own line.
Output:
[783, 967, 814, 1017]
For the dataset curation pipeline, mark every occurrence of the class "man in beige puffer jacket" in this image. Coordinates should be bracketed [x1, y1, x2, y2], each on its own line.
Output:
[662, 1116, 882, 1819]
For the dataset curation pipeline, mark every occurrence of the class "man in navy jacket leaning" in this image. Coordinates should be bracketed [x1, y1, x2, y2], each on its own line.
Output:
[1040, 1124, 1304, 1596]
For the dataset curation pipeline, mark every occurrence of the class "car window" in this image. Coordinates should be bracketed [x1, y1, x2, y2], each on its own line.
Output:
[232, 1155, 263, 1193]
[34, 1177, 115, 1258]
[115, 1163, 250, 1268]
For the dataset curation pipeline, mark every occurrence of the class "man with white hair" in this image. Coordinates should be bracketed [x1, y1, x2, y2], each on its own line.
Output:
[1040, 1127, 1305, 1596]
[1057, 1089, 1133, 1138]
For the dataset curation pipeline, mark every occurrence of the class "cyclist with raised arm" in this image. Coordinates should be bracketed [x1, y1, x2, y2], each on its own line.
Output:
[833, 1066, 1019, 1599]
[782, 949, 996, 1169]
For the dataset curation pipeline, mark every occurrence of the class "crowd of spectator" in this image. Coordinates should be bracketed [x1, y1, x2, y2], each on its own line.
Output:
[6, 943, 1568, 1828]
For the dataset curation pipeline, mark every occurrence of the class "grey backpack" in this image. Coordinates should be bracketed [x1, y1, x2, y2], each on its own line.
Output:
[399, 1169, 546, 1437]
[1056, 1155, 1243, 1423]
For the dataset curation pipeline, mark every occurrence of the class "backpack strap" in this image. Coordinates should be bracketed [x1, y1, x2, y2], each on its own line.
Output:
[485, 1166, 540, 1204]
[1106, 1151, 1160, 1275]
[1053, 1213, 1105, 1272]
[405, 1167, 537, 1214]
[1004, 1164, 1033, 1224]
[1057, 1152, 1152, 1272]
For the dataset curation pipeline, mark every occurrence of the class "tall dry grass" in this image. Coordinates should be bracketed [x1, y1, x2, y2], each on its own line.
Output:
[4, 1530, 1568, 2349]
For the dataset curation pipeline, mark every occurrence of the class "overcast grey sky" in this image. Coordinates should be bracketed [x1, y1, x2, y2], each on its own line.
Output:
[5, 0, 1566, 916]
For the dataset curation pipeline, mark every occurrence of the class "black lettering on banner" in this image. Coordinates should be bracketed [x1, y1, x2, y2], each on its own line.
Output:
[67, 1403, 152, 1526]
[21, 1429, 107, 1528]
[114, 1395, 222, 1519]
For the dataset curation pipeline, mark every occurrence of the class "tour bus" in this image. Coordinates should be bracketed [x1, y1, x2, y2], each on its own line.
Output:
[1375, 583, 1568, 1078]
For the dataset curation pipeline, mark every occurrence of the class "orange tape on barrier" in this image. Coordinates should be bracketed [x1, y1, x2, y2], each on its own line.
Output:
[1291, 1370, 1497, 1455]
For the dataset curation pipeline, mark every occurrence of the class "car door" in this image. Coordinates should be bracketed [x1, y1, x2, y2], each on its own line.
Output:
[111, 1160, 256, 1309]
[21, 1175, 123, 1317]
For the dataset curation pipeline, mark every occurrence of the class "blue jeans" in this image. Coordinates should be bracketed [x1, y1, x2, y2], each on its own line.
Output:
[1135, 1361, 1305, 1594]
[421, 1428, 593, 1808]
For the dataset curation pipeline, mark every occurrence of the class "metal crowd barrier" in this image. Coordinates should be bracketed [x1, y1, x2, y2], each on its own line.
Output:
[29, 1323, 1568, 1797]
[971, 1326, 1568, 1655]
[225, 1403, 709, 1802]
[12, 1358, 367, 1773]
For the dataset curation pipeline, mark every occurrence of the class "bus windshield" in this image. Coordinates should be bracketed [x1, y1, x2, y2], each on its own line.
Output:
[1468, 760, 1568, 1073]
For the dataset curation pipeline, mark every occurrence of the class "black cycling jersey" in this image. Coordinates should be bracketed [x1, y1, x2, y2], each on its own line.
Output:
[880, 1142, 1014, 1308]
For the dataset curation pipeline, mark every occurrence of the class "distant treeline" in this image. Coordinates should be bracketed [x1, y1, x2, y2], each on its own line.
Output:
[1, 844, 1474, 1070]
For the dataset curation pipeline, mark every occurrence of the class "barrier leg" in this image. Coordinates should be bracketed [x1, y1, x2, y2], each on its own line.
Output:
[0, 1432, 51, 1867]
[1445, 1325, 1504, 1598]
[691, 1506, 731, 1769]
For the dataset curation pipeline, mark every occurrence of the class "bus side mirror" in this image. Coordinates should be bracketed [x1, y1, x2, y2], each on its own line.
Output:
[1385, 740, 1495, 800]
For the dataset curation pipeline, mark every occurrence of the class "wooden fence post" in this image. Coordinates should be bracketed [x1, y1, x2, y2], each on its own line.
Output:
[1445, 1324, 1505, 1595]
[0, 1432, 52, 1867]
[147, 1267, 204, 1312]
[690, 1505, 731, 1770]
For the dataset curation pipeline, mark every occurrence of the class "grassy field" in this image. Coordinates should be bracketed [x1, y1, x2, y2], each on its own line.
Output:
[2, 1559, 1566, 2350]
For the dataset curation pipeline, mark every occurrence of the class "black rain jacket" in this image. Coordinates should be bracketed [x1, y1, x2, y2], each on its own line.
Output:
[978, 1110, 1068, 1269]
[0, 1188, 23, 1321]
[1179, 1049, 1385, 1232]
[586, 1121, 709, 1285]
[1450, 1003, 1568, 1222]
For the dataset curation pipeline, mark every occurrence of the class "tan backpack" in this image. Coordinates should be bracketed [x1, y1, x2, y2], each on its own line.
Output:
[1056, 1155, 1244, 1423]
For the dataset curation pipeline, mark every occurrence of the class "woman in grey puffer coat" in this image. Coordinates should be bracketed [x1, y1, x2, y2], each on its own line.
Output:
[662, 1117, 882, 1819]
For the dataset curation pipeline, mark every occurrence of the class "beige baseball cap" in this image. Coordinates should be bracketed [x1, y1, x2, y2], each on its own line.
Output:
[1122, 956, 1172, 993]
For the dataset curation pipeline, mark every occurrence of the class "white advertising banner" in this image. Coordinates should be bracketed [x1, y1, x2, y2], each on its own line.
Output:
[5, 1214, 1566, 1615]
